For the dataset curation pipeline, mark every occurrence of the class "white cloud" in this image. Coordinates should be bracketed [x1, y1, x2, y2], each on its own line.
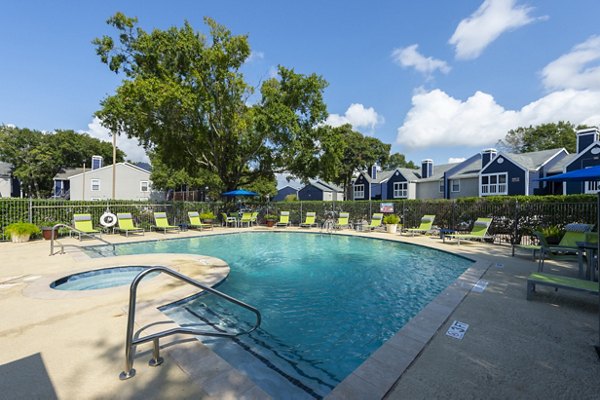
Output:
[246, 51, 265, 63]
[449, 0, 542, 60]
[396, 88, 600, 149]
[541, 35, 600, 91]
[325, 103, 384, 133]
[391, 44, 451, 75]
[83, 117, 150, 163]
[448, 157, 466, 163]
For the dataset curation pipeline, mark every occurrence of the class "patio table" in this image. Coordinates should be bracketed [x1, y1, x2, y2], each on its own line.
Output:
[576, 241, 598, 281]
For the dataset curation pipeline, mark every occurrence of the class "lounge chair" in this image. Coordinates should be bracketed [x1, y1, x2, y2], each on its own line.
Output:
[188, 212, 213, 231]
[404, 215, 435, 236]
[366, 213, 384, 231]
[222, 212, 237, 227]
[114, 213, 144, 237]
[275, 211, 290, 227]
[445, 217, 493, 245]
[299, 212, 318, 228]
[250, 212, 258, 226]
[151, 212, 180, 233]
[526, 272, 598, 300]
[335, 212, 351, 230]
[73, 213, 102, 240]
[534, 230, 580, 272]
[239, 212, 252, 227]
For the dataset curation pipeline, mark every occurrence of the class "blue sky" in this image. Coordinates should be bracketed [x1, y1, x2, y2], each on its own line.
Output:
[1, 0, 600, 167]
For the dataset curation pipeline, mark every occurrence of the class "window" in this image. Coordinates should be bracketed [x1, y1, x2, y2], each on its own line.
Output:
[91, 179, 100, 191]
[91, 156, 103, 170]
[140, 180, 150, 192]
[393, 182, 407, 198]
[451, 180, 460, 193]
[481, 173, 508, 195]
[439, 180, 445, 193]
[585, 181, 600, 194]
[354, 184, 365, 199]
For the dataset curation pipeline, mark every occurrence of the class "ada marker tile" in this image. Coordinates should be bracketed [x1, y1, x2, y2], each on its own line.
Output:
[446, 320, 469, 340]
[471, 279, 488, 293]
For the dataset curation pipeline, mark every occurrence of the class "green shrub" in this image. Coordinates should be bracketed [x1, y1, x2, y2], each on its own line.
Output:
[383, 214, 400, 224]
[199, 212, 216, 220]
[5, 222, 41, 239]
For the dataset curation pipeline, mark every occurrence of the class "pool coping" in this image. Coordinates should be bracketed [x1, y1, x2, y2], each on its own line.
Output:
[78, 230, 490, 399]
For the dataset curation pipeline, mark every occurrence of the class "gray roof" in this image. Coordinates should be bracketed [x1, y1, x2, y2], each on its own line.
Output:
[54, 167, 84, 180]
[418, 162, 460, 182]
[275, 173, 303, 190]
[503, 148, 564, 171]
[0, 161, 12, 176]
[308, 179, 343, 192]
[446, 156, 482, 180]
[360, 168, 421, 184]
[546, 154, 577, 174]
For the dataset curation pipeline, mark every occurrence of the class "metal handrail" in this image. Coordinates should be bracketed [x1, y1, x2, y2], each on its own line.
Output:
[49, 223, 116, 255]
[120, 266, 262, 380]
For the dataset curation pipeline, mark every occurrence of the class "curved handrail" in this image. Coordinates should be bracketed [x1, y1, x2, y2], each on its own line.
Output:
[49, 223, 115, 255]
[120, 266, 261, 380]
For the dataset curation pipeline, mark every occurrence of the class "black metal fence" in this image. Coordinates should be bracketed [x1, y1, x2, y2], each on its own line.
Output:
[1, 197, 597, 244]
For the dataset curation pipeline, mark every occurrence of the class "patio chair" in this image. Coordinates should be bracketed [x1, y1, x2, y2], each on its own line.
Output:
[299, 212, 318, 228]
[445, 217, 493, 245]
[534, 231, 580, 272]
[250, 212, 258, 226]
[188, 212, 213, 231]
[404, 215, 435, 236]
[239, 212, 253, 228]
[366, 213, 384, 231]
[114, 213, 144, 237]
[275, 211, 290, 227]
[335, 212, 351, 230]
[73, 213, 102, 240]
[526, 272, 598, 300]
[222, 212, 237, 227]
[151, 212, 180, 233]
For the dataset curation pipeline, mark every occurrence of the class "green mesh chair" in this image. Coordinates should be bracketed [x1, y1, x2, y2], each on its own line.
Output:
[367, 213, 384, 231]
[73, 213, 101, 240]
[275, 211, 290, 227]
[151, 212, 180, 233]
[404, 215, 435, 236]
[239, 212, 253, 227]
[446, 217, 493, 245]
[188, 212, 213, 231]
[335, 212, 351, 230]
[114, 213, 144, 237]
[299, 212, 317, 228]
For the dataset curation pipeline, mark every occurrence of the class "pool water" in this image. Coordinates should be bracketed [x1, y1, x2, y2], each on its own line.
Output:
[90, 233, 472, 398]
[51, 266, 158, 291]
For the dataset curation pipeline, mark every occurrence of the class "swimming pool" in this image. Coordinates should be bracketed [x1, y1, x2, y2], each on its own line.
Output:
[51, 266, 158, 291]
[90, 232, 472, 398]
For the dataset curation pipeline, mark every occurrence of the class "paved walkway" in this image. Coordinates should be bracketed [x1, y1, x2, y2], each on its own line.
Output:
[0, 227, 598, 399]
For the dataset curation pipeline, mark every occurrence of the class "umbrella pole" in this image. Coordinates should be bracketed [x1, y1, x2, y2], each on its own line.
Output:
[597, 192, 600, 358]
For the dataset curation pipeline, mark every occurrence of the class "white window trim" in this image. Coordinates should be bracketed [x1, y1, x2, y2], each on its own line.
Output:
[481, 172, 508, 196]
[140, 180, 150, 192]
[451, 179, 460, 193]
[584, 181, 600, 194]
[91, 179, 100, 191]
[354, 184, 365, 199]
[393, 182, 407, 198]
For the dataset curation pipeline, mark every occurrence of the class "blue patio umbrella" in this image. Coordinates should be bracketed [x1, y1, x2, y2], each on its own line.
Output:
[539, 166, 600, 358]
[221, 189, 259, 197]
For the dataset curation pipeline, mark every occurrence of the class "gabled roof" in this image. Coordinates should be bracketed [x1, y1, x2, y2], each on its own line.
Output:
[502, 148, 565, 171]
[417, 162, 460, 182]
[547, 154, 577, 174]
[275, 173, 303, 190]
[307, 179, 344, 193]
[54, 167, 84, 180]
[67, 162, 151, 179]
[357, 168, 421, 184]
[446, 155, 482, 180]
[0, 161, 12, 176]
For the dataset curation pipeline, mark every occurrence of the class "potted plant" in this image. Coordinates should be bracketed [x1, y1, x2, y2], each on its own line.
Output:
[541, 225, 564, 245]
[199, 212, 216, 224]
[40, 221, 62, 240]
[264, 214, 277, 228]
[4, 222, 41, 243]
[383, 214, 400, 234]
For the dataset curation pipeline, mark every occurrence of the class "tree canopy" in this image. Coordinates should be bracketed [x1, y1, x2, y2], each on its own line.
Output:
[383, 153, 417, 170]
[94, 13, 330, 192]
[0, 126, 125, 197]
[497, 121, 585, 154]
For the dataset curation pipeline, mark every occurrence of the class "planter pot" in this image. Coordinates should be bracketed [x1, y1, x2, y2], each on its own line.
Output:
[266, 220, 275, 228]
[386, 224, 398, 234]
[11, 233, 31, 243]
[41, 227, 58, 240]
[202, 219, 214, 225]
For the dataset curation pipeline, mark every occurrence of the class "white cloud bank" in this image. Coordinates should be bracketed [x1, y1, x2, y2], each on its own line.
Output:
[325, 103, 384, 133]
[83, 117, 150, 163]
[391, 44, 450, 76]
[541, 35, 600, 91]
[449, 0, 542, 60]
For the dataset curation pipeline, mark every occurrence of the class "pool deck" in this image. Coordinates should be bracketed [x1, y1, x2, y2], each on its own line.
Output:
[0, 226, 598, 399]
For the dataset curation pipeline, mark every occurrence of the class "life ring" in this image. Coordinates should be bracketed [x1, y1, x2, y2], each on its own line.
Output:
[100, 212, 117, 228]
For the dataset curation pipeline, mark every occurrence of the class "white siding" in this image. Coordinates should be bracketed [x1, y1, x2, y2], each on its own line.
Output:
[416, 181, 444, 199]
[0, 177, 11, 197]
[69, 163, 152, 201]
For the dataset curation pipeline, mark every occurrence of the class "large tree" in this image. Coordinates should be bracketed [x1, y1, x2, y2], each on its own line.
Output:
[383, 152, 417, 170]
[497, 121, 582, 154]
[94, 14, 329, 192]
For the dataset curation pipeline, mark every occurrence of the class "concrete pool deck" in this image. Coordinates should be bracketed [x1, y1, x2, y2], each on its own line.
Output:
[0, 227, 598, 399]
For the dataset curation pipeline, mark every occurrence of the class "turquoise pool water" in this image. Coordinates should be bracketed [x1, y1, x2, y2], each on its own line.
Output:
[51, 266, 158, 291]
[89, 232, 472, 398]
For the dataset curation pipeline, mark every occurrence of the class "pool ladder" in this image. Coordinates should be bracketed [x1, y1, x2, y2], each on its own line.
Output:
[119, 266, 262, 380]
[49, 223, 116, 255]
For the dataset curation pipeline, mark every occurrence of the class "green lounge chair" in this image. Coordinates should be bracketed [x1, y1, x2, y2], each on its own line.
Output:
[526, 272, 599, 300]
[404, 215, 435, 236]
[239, 212, 252, 227]
[335, 212, 351, 230]
[151, 212, 180, 233]
[222, 212, 237, 227]
[188, 212, 213, 231]
[275, 211, 290, 227]
[73, 213, 102, 240]
[534, 231, 580, 272]
[446, 217, 493, 245]
[250, 212, 258, 226]
[114, 213, 144, 237]
[300, 212, 318, 228]
[367, 213, 384, 231]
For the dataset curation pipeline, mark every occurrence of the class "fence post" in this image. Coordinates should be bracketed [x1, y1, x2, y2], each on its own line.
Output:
[28, 197, 33, 223]
[451, 200, 455, 231]
[513, 200, 519, 245]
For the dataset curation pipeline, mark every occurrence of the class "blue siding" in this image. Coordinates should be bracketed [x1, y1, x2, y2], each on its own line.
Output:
[353, 174, 370, 199]
[566, 144, 600, 194]
[386, 171, 408, 200]
[273, 186, 298, 202]
[481, 157, 526, 195]
[298, 185, 324, 200]
[577, 132, 598, 153]
[370, 182, 382, 200]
